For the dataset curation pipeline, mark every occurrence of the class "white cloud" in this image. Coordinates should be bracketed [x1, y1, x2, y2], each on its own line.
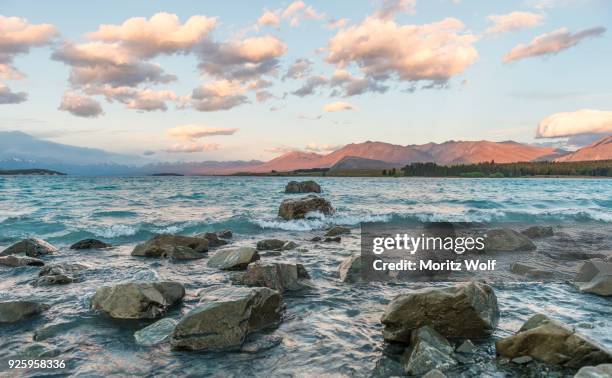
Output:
[537, 109, 612, 138]
[283, 58, 312, 80]
[167, 124, 239, 140]
[164, 142, 220, 153]
[281, 1, 325, 27]
[323, 101, 357, 112]
[58, 91, 103, 117]
[258, 10, 281, 27]
[304, 143, 342, 152]
[373, 0, 417, 20]
[0, 83, 27, 104]
[486, 12, 544, 34]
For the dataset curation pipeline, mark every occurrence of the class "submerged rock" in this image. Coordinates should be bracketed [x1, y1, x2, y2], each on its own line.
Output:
[278, 195, 334, 220]
[171, 286, 284, 351]
[256, 239, 286, 251]
[325, 226, 350, 237]
[324, 236, 341, 243]
[91, 281, 185, 319]
[339, 254, 362, 283]
[0, 301, 49, 323]
[521, 226, 554, 239]
[402, 326, 456, 375]
[207, 247, 260, 270]
[381, 281, 499, 342]
[134, 318, 177, 346]
[496, 314, 612, 368]
[285, 180, 321, 194]
[574, 259, 612, 296]
[131, 234, 208, 259]
[574, 364, 612, 378]
[233, 261, 309, 292]
[196, 232, 229, 248]
[510, 262, 554, 279]
[241, 334, 283, 353]
[0, 255, 44, 267]
[484, 229, 536, 252]
[0, 238, 58, 257]
[70, 239, 112, 250]
[34, 263, 87, 286]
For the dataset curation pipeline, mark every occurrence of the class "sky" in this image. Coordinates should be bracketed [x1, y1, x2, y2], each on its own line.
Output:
[1, 0, 611, 162]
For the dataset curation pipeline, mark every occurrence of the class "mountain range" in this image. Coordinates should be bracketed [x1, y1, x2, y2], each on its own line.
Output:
[0, 131, 610, 175]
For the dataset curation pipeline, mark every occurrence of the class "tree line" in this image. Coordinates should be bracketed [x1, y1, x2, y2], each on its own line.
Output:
[399, 161, 612, 177]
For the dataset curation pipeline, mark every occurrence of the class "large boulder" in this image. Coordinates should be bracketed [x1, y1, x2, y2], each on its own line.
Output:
[496, 314, 612, 368]
[233, 261, 309, 292]
[521, 226, 554, 239]
[278, 195, 334, 220]
[285, 180, 322, 194]
[339, 254, 362, 283]
[484, 229, 536, 252]
[381, 281, 499, 342]
[0, 301, 49, 323]
[171, 286, 284, 351]
[510, 262, 554, 279]
[207, 247, 260, 270]
[402, 326, 457, 376]
[131, 234, 208, 259]
[196, 232, 229, 248]
[325, 226, 351, 237]
[134, 318, 177, 346]
[0, 238, 58, 257]
[34, 263, 87, 286]
[91, 282, 185, 319]
[70, 239, 112, 250]
[0, 255, 44, 267]
[574, 259, 612, 296]
[574, 364, 612, 378]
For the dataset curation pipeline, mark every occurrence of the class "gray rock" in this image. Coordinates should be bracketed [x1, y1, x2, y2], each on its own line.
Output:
[196, 232, 228, 248]
[216, 229, 233, 239]
[171, 286, 284, 351]
[339, 254, 362, 283]
[403, 327, 457, 376]
[91, 281, 185, 319]
[0, 255, 44, 267]
[34, 263, 87, 286]
[282, 241, 298, 250]
[484, 229, 536, 252]
[311, 236, 322, 242]
[456, 339, 477, 354]
[324, 236, 341, 243]
[256, 239, 286, 251]
[278, 195, 334, 220]
[512, 356, 533, 364]
[296, 263, 310, 279]
[423, 369, 447, 378]
[233, 261, 308, 293]
[34, 321, 80, 341]
[70, 239, 111, 250]
[0, 238, 58, 257]
[134, 318, 177, 346]
[0, 301, 49, 323]
[496, 314, 612, 368]
[325, 226, 350, 237]
[411, 325, 454, 355]
[131, 234, 208, 259]
[575, 259, 612, 296]
[284, 180, 321, 194]
[574, 364, 612, 378]
[521, 226, 554, 239]
[381, 281, 499, 341]
[33, 274, 73, 286]
[207, 247, 260, 270]
[510, 262, 554, 279]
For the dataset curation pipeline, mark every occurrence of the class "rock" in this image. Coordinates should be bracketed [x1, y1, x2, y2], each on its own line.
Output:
[411, 325, 454, 354]
[554, 251, 608, 261]
[34, 274, 73, 286]
[381, 281, 499, 342]
[311, 236, 322, 242]
[217, 229, 233, 239]
[234, 261, 308, 292]
[324, 236, 341, 243]
[70, 239, 111, 250]
[510, 262, 554, 279]
[196, 232, 228, 248]
[484, 229, 536, 252]
[521, 226, 554, 239]
[284, 180, 321, 194]
[574, 364, 612, 378]
[171, 286, 284, 351]
[423, 369, 447, 378]
[0, 238, 58, 257]
[496, 314, 612, 368]
[260, 251, 282, 257]
[512, 356, 533, 364]
[207, 247, 260, 270]
[256, 239, 286, 251]
[325, 226, 350, 237]
[0, 255, 44, 267]
[0, 301, 49, 323]
[296, 264, 310, 279]
[403, 326, 457, 375]
[34, 321, 80, 341]
[575, 259, 612, 296]
[456, 339, 477, 354]
[339, 254, 362, 283]
[241, 334, 283, 353]
[282, 241, 298, 250]
[278, 195, 334, 220]
[91, 281, 185, 319]
[34, 263, 86, 285]
[134, 318, 177, 346]
[131, 234, 208, 259]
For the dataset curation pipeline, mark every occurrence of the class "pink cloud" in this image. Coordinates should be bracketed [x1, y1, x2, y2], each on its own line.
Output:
[486, 11, 544, 34]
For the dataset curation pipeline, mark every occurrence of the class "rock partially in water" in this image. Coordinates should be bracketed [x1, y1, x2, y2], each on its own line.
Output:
[34, 263, 87, 286]
[233, 261, 308, 293]
[324, 236, 341, 243]
[484, 229, 536, 252]
[131, 234, 208, 259]
[325, 226, 350, 237]
[574, 364, 612, 378]
[91, 281, 185, 319]
[285, 180, 321, 194]
[257, 239, 286, 251]
[0, 238, 58, 257]
[402, 326, 457, 376]
[574, 259, 612, 297]
[496, 314, 612, 368]
[207, 247, 260, 270]
[282, 241, 298, 250]
[0, 301, 49, 323]
[0, 255, 44, 267]
[510, 262, 554, 279]
[196, 232, 229, 248]
[34, 274, 73, 286]
[339, 254, 362, 283]
[278, 195, 334, 220]
[134, 318, 178, 346]
[521, 226, 554, 239]
[70, 239, 112, 250]
[381, 281, 499, 342]
[241, 334, 283, 353]
[171, 286, 284, 351]
[217, 229, 233, 239]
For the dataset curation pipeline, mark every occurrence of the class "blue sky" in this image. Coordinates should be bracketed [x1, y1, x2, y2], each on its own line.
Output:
[1, 0, 611, 161]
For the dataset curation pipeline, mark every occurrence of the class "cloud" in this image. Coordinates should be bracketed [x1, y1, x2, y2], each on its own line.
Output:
[486, 12, 544, 34]
[167, 124, 239, 140]
[282, 1, 325, 27]
[304, 143, 342, 152]
[536, 109, 612, 138]
[0, 83, 27, 104]
[326, 17, 478, 87]
[503, 27, 605, 63]
[292, 75, 327, 97]
[256, 90, 275, 103]
[326, 18, 349, 29]
[283, 58, 312, 80]
[323, 101, 357, 112]
[58, 91, 104, 117]
[373, 0, 417, 20]
[258, 10, 281, 27]
[86, 86, 178, 111]
[184, 80, 249, 112]
[164, 142, 220, 153]
[265, 145, 297, 154]
[143, 150, 156, 156]
[330, 69, 388, 96]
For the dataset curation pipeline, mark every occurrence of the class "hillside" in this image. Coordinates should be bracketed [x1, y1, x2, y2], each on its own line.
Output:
[556, 136, 612, 162]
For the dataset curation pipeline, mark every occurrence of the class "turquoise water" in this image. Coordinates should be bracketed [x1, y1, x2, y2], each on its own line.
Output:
[0, 176, 611, 376]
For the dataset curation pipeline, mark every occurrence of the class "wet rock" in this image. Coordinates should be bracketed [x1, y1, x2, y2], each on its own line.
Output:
[91, 281, 185, 319]
[171, 286, 284, 351]
[411, 325, 454, 354]
[521, 226, 554, 239]
[284, 180, 321, 194]
[423, 369, 447, 378]
[403, 326, 457, 375]
[296, 263, 310, 279]
[0, 238, 58, 257]
[233, 261, 308, 293]
[339, 254, 362, 283]
[196, 232, 229, 248]
[325, 226, 350, 237]
[34, 274, 73, 286]
[510, 262, 554, 279]
[134, 318, 177, 346]
[241, 334, 283, 353]
[207, 247, 260, 270]
[217, 229, 233, 239]
[131, 234, 208, 259]
[512, 356, 533, 364]
[70, 238, 111, 250]
[381, 281, 499, 342]
[484, 229, 536, 252]
[496, 314, 612, 368]
[34, 263, 87, 286]
[256, 239, 290, 251]
[574, 259, 612, 296]
[324, 236, 341, 243]
[282, 241, 298, 250]
[0, 301, 49, 323]
[34, 321, 80, 341]
[456, 339, 477, 354]
[311, 236, 322, 242]
[0, 255, 44, 267]
[278, 195, 334, 220]
[260, 251, 282, 257]
[574, 364, 612, 378]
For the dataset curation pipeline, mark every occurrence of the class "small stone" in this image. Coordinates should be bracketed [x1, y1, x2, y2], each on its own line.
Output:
[422, 369, 447, 378]
[311, 236, 322, 242]
[134, 318, 178, 346]
[512, 356, 533, 364]
[325, 226, 350, 237]
[456, 339, 477, 354]
[207, 247, 260, 270]
[217, 229, 233, 239]
[70, 239, 112, 250]
[256, 239, 286, 251]
[282, 241, 298, 250]
[284, 180, 321, 194]
[324, 236, 341, 243]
